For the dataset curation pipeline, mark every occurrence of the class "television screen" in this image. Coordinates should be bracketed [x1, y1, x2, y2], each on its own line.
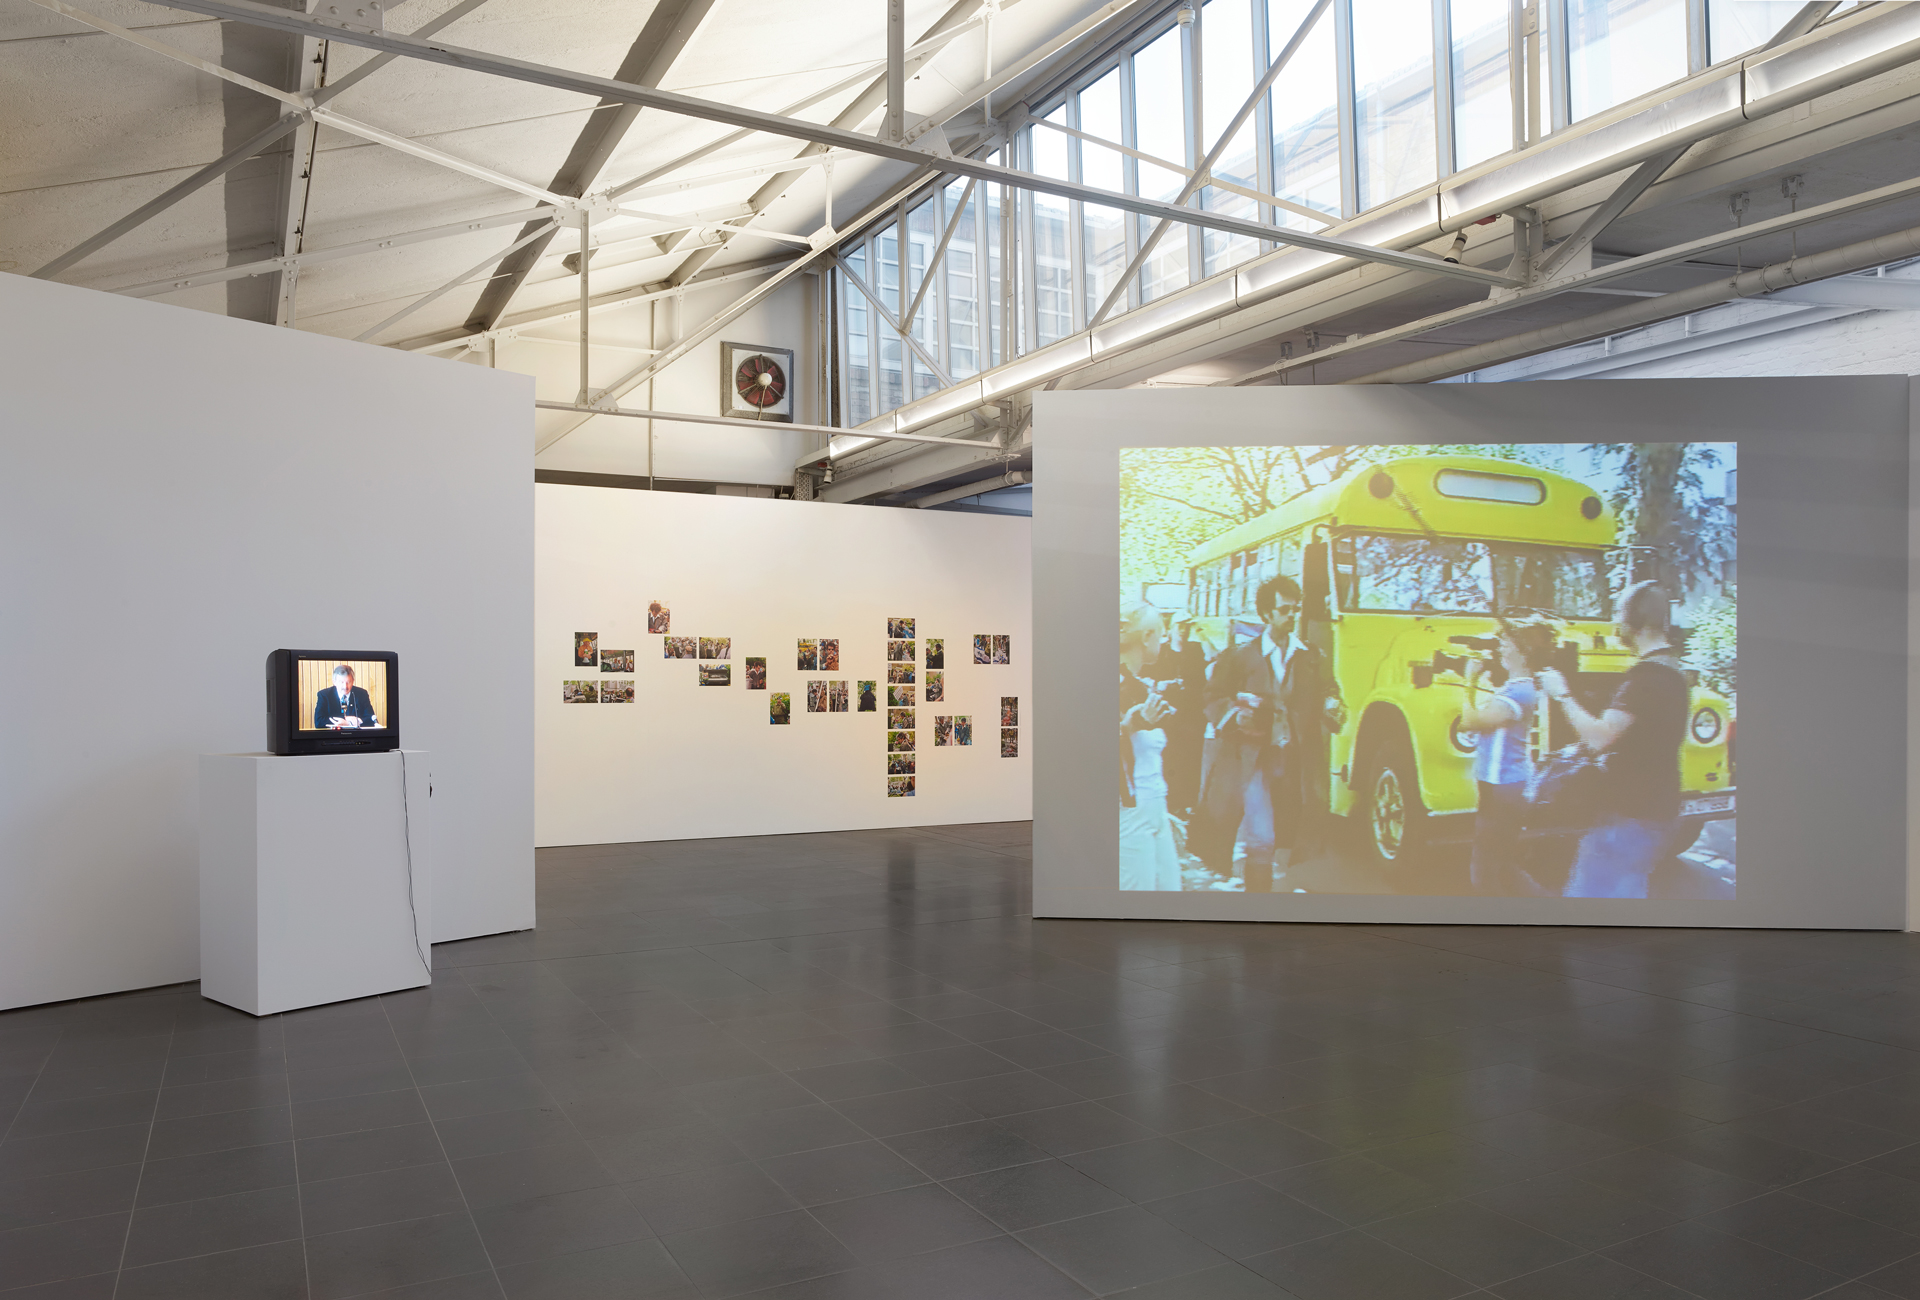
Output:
[267, 649, 399, 754]
[296, 657, 391, 733]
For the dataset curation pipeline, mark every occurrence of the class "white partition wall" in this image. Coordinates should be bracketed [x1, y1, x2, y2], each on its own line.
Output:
[536, 486, 1032, 845]
[0, 274, 535, 1010]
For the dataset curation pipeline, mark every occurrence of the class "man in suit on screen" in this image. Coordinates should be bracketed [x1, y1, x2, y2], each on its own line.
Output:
[1192, 575, 1342, 892]
[314, 665, 379, 730]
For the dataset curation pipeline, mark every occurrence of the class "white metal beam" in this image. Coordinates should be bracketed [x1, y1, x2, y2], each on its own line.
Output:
[134, 0, 1520, 289]
[107, 206, 553, 297]
[353, 218, 561, 342]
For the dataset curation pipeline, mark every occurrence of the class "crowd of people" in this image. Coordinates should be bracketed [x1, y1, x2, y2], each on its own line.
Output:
[1120, 575, 1692, 897]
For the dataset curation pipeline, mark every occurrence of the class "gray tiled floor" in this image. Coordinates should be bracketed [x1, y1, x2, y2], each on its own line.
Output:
[2, 821, 1919, 1299]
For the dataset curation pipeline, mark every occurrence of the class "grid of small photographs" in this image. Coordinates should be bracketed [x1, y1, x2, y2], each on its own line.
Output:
[972, 634, 1012, 665]
[568, 607, 1017, 795]
[885, 618, 917, 796]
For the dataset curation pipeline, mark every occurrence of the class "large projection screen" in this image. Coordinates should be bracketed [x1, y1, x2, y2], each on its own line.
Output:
[1033, 380, 1908, 929]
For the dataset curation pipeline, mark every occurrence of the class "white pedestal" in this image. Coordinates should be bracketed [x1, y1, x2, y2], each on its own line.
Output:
[199, 750, 431, 1015]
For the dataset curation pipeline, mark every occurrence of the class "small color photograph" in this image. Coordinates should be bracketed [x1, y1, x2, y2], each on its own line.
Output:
[888, 685, 914, 707]
[887, 730, 915, 752]
[821, 639, 840, 671]
[955, 716, 973, 746]
[857, 681, 878, 711]
[887, 640, 914, 662]
[973, 635, 991, 664]
[1001, 697, 1018, 727]
[797, 638, 819, 671]
[888, 776, 916, 798]
[602, 681, 635, 704]
[807, 681, 828, 712]
[563, 680, 598, 704]
[647, 601, 669, 635]
[925, 671, 944, 703]
[575, 633, 598, 667]
[888, 617, 915, 639]
[770, 692, 791, 724]
[745, 658, 767, 690]
[887, 663, 915, 684]
[1001, 728, 1018, 757]
[992, 636, 1010, 665]
[699, 637, 731, 660]
[925, 638, 944, 669]
[888, 753, 915, 775]
[888, 708, 914, 730]
[664, 637, 697, 659]
[699, 663, 731, 686]
[600, 650, 634, 673]
[934, 716, 954, 747]
[829, 681, 849, 712]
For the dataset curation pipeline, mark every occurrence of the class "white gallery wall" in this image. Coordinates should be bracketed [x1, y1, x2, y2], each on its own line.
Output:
[536, 485, 1031, 845]
[0, 273, 535, 1011]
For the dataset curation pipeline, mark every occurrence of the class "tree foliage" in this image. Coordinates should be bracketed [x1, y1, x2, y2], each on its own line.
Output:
[1582, 442, 1734, 608]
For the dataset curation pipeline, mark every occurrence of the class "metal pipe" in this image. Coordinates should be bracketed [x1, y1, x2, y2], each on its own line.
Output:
[1347, 219, 1920, 383]
[534, 400, 991, 447]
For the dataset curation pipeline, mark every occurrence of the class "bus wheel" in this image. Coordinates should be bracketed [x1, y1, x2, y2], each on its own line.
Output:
[1359, 735, 1428, 871]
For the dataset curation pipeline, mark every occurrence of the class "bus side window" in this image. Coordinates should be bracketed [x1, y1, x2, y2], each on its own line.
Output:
[1332, 536, 1356, 609]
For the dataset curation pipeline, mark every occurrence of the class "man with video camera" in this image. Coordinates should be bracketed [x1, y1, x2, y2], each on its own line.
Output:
[1537, 581, 1689, 898]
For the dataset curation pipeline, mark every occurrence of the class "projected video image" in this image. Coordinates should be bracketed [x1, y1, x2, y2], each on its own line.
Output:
[1118, 443, 1736, 900]
[297, 658, 390, 732]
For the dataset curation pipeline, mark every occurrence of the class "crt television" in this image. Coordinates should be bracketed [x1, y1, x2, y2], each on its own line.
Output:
[267, 649, 400, 755]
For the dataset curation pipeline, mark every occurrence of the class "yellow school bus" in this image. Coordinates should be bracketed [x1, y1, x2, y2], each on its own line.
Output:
[1183, 454, 1736, 870]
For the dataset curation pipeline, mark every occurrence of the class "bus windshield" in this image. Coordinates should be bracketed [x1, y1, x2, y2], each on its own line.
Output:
[1344, 533, 1609, 619]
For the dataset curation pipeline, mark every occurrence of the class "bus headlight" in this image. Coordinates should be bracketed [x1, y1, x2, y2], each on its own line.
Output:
[1690, 707, 1722, 745]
